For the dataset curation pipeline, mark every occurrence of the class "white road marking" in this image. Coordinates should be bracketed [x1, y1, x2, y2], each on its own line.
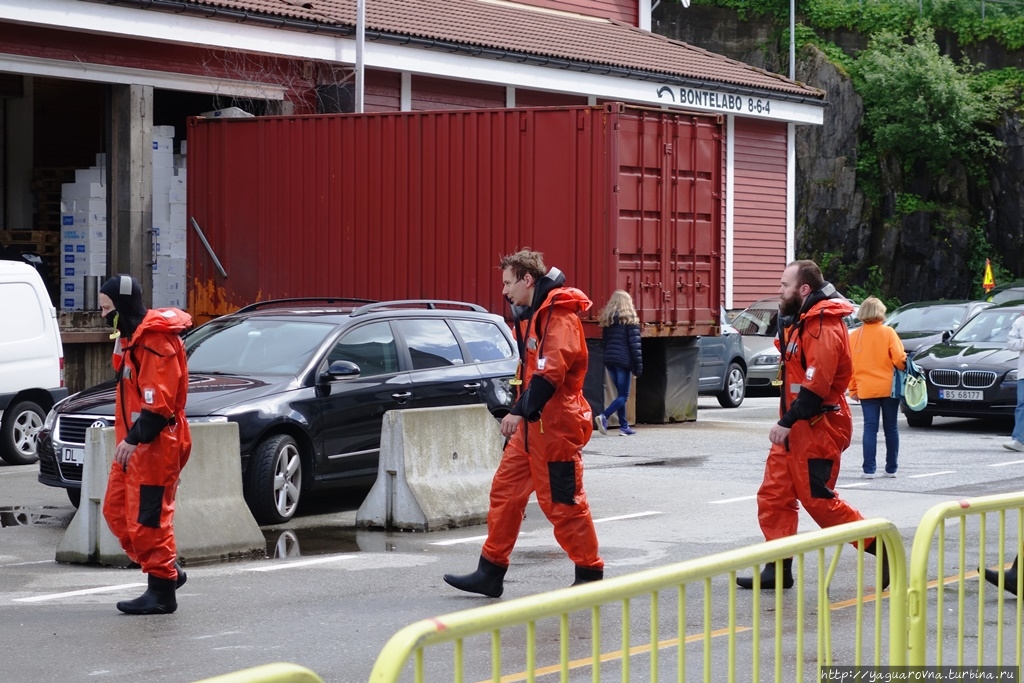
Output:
[909, 471, 956, 478]
[15, 582, 146, 602]
[593, 511, 662, 523]
[836, 482, 869, 488]
[430, 511, 663, 546]
[244, 555, 358, 572]
[709, 495, 756, 505]
[990, 460, 1024, 467]
[1, 560, 55, 567]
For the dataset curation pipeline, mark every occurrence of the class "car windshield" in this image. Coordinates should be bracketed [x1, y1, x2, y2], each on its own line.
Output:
[732, 306, 778, 337]
[949, 309, 1022, 344]
[990, 288, 1024, 305]
[186, 318, 337, 375]
[886, 304, 966, 333]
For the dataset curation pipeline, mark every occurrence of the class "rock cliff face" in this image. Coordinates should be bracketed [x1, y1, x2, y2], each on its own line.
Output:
[654, 5, 1024, 300]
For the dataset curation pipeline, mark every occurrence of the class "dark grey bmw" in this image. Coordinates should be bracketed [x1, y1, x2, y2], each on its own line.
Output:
[902, 303, 1024, 428]
[37, 299, 517, 523]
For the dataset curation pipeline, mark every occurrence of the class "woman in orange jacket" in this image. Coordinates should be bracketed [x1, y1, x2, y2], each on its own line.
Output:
[848, 297, 907, 478]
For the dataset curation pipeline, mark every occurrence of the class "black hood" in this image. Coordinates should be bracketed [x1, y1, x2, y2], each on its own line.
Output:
[510, 266, 566, 323]
[100, 274, 148, 338]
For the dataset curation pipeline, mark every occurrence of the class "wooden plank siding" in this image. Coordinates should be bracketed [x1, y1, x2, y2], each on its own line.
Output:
[507, 0, 639, 24]
[411, 76, 506, 110]
[365, 70, 402, 112]
[730, 118, 788, 307]
[514, 89, 588, 107]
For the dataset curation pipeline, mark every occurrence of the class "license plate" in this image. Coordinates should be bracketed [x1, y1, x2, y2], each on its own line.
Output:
[60, 447, 84, 465]
[939, 389, 983, 401]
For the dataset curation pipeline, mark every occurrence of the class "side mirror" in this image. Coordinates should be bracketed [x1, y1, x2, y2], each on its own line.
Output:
[319, 360, 360, 383]
[941, 330, 952, 342]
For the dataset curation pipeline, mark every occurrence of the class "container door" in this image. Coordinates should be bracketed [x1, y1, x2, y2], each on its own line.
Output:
[613, 111, 722, 337]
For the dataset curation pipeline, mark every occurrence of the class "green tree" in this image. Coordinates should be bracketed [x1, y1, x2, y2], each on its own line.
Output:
[852, 25, 1003, 176]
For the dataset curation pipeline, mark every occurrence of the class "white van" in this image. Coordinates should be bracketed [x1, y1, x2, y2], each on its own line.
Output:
[0, 261, 67, 465]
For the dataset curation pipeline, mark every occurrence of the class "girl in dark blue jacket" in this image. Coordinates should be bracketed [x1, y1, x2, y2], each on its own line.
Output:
[595, 290, 643, 435]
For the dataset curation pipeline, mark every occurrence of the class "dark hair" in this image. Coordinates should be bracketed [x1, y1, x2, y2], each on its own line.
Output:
[499, 249, 547, 282]
[788, 259, 824, 291]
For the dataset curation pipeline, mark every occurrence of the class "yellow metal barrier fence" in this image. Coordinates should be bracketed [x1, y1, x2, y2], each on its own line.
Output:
[369, 519, 906, 682]
[908, 491, 1024, 667]
[193, 663, 326, 683]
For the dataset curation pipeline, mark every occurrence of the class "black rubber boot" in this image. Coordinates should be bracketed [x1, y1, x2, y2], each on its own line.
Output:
[443, 556, 507, 598]
[984, 554, 1019, 596]
[116, 575, 178, 615]
[572, 565, 604, 586]
[865, 539, 891, 591]
[175, 560, 187, 589]
[737, 558, 794, 590]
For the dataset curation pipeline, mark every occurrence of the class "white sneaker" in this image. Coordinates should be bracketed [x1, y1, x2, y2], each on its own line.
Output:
[862, 472, 875, 479]
[883, 471, 897, 478]
[1004, 440, 1024, 452]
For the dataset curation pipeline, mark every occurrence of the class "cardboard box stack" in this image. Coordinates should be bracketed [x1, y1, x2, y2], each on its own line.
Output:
[59, 155, 107, 310]
[152, 125, 187, 310]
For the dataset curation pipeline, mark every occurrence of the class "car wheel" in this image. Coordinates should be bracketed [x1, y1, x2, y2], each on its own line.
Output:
[716, 363, 746, 408]
[67, 488, 81, 508]
[247, 434, 303, 524]
[0, 400, 45, 465]
[904, 411, 933, 428]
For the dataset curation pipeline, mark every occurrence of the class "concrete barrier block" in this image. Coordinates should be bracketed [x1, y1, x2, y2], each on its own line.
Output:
[56, 426, 129, 565]
[174, 422, 266, 562]
[57, 422, 265, 565]
[356, 405, 503, 531]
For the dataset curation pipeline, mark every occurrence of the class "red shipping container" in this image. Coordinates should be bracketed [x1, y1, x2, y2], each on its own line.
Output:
[186, 103, 722, 336]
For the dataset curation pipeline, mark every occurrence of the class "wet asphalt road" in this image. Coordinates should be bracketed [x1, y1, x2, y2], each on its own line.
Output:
[2, 395, 1023, 682]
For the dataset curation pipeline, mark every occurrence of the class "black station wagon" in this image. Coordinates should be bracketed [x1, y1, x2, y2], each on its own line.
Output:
[37, 299, 517, 524]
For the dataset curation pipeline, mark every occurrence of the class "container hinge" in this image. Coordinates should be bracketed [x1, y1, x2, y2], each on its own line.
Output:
[577, 113, 587, 130]
[664, 143, 672, 155]
[520, 115, 528, 132]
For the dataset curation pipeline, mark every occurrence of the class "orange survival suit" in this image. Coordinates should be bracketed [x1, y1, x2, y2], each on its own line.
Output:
[482, 269, 603, 573]
[755, 291, 865, 542]
[102, 308, 193, 581]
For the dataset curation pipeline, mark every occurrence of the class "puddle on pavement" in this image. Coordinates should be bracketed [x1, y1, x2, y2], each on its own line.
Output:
[263, 526, 405, 559]
[634, 456, 709, 468]
[0, 506, 63, 528]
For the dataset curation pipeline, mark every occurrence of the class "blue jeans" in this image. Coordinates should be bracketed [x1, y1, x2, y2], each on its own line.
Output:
[861, 397, 900, 474]
[1013, 378, 1024, 444]
[601, 365, 632, 428]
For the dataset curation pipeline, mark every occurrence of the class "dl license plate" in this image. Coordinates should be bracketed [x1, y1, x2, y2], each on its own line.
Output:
[60, 447, 84, 465]
[939, 389, 983, 401]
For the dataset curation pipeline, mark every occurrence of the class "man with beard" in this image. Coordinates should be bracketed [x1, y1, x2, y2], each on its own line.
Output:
[737, 260, 886, 591]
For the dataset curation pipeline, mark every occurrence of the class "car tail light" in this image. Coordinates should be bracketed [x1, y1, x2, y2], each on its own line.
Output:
[60, 357, 65, 387]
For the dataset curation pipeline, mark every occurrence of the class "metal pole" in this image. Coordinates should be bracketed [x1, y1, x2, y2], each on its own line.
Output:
[356, 0, 365, 113]
[789, 0, 796, 80]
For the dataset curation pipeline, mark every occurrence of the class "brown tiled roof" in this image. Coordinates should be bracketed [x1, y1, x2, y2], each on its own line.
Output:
[104, 0, 824, 99]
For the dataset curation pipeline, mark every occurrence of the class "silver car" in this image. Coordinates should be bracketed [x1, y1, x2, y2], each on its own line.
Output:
[731, 299, 782, 392]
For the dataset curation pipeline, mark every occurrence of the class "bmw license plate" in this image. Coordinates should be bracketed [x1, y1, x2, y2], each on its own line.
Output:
[60, 447, 84, 465]
[939, 389, 983, 401]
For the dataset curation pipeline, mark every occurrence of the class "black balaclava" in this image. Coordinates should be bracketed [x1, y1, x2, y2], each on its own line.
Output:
[100, 274, 148, 339]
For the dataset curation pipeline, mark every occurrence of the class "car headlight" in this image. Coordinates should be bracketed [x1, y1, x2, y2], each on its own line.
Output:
[43, 408, 58, 431]
[753, 353, 781, 366]
[1008, 370, 1018, 382]
[185, 415, 229, 425]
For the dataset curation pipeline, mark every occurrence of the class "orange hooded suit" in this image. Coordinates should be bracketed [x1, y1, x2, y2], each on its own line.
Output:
[102, 308, 192, 581]
[482, 282, 603, 572]
[756, 295, 866, 541]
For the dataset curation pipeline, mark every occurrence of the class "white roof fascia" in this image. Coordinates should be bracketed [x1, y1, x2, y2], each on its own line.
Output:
[3, 0, 823, 124]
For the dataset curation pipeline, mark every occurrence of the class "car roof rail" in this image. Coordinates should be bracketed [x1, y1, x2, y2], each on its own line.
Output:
[233, 297, 378, 314]
[350, 299, 488, 317]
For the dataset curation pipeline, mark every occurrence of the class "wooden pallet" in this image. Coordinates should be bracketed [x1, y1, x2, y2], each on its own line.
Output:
[0, 230, 60, 243]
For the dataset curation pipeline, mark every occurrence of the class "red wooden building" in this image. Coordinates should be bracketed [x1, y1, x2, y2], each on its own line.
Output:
[0, 0, 824, 311]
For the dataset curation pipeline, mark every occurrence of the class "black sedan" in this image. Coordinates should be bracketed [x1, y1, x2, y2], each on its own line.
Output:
[902, 303, 1024, 428]
[885, 300, 994, 356]
[37, 299, 517, 523]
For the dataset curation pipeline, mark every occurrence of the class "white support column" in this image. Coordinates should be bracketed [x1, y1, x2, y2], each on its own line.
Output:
[725, 115, 735, 310]
[505, 86, 515, 108]
[400, 72, 412, 111]
[786, 122, 795, 264]
[639, 0, 653, 30]
[587, 95, 597, 106]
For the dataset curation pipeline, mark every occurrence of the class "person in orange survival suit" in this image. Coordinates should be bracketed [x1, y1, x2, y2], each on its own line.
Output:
[444, 249, 603, 597]
[737, 260, 887, 591]
[98, 275, 192, 615]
